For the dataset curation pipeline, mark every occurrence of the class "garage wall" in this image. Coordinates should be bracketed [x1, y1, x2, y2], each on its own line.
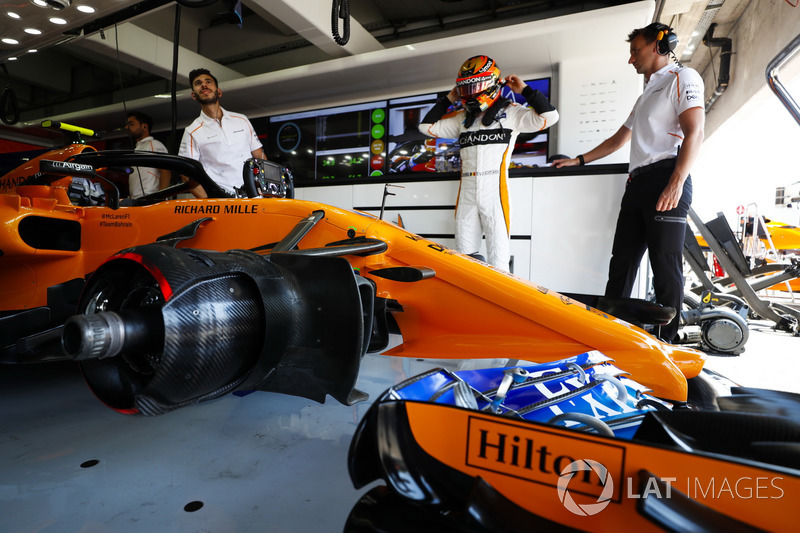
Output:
[297, 167, 632, 296]
[699, 0, 800, 136]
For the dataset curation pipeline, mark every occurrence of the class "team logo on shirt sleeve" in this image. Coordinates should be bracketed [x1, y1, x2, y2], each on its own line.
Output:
[683, 82, 702, 102]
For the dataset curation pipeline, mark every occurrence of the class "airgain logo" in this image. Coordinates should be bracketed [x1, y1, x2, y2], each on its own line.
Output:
[557, 459, 614, 516]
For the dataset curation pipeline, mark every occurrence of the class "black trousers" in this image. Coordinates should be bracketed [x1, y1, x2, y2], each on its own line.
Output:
[605, 159, 692, 343]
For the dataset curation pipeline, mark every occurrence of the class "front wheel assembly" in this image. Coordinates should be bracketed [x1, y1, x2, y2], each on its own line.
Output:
[63, 244, 379, 415]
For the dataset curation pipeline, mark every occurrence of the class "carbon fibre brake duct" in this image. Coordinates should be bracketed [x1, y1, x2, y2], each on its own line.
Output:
[61, 243, 376, 415]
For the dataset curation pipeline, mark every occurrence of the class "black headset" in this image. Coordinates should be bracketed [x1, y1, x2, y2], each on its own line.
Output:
[655, 25, 678, 56]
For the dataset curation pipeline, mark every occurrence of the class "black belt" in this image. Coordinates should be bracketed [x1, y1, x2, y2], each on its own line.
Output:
[629, 158, 676, 179]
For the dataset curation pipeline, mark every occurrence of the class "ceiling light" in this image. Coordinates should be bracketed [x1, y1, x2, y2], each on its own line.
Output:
[28, 49, 38, 53]
[2, 38, 20, 45]
[8, 57, 18, 60]
[76, 5, 95, 13]
[25, 28, 42, 35]
[49, 17, 67, 24]
[31, 0, 48, 7]
[6, 11, 21, 19]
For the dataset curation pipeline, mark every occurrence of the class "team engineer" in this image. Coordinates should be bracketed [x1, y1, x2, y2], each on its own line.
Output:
[179, 68, 266, 197]
[553, 23, 705, 343]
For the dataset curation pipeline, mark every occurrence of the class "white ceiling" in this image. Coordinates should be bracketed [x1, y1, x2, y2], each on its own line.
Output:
[0, 0, 747, 147]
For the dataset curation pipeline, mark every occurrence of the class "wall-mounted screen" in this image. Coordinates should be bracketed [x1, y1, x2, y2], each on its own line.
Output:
[266, 77, 551, 184]
[265, 101, 387, 183]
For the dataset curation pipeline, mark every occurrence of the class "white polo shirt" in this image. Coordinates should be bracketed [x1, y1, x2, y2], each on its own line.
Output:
[623, 63, 704, 172]
[130, 136, 168, 198]
[178, 107, 263, 194]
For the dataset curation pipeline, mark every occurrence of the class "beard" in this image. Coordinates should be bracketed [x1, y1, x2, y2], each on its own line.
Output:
[195, 90, 220, 105]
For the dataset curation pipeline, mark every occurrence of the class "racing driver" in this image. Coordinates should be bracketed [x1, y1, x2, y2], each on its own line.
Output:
[419, 55, 558, 271]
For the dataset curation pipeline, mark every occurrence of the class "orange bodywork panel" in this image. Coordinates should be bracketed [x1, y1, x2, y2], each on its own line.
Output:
[400, 401, 797, 532]
[0, 144, 95, 194]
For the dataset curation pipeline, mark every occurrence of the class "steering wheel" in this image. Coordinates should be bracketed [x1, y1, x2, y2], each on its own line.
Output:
[242, 158, 295, 199]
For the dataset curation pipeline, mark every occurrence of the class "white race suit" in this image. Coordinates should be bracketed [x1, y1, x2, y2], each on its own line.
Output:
[419, 87, 558, 270]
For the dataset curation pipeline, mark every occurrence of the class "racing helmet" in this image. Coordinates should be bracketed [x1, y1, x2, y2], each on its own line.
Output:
[455, 55, 502, 114]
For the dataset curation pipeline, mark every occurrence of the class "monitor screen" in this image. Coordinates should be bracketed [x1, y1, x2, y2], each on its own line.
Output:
[266, 101, 387, 182]
[265, 77, 551, 184]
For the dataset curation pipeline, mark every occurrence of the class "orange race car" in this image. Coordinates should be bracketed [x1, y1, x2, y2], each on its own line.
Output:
[1, 144, 709, 415]
[3, 143, 798, 530]
[692, 216, 800, 293]
[695, 217, 800, 256]
[742, 218, 800, 292]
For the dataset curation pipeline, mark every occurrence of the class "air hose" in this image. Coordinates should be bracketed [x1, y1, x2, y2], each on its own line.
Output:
[332, 0, 350, 45]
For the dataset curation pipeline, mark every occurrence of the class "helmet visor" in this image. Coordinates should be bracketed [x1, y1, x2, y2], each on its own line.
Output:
[456, 74, 497, 100]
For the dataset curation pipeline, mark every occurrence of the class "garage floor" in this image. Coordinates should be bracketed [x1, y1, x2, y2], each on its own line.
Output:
[1, 324, 797, 532]
[0, 348, 513, 533]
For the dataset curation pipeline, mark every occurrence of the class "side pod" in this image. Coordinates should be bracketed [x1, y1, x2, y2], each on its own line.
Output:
[62, 244, 376, 415]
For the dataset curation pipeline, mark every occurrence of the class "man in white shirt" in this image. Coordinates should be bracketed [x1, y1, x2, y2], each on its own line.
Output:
[553, 23, 705, 343]
[124, 111, 169, 198]
[178, 68, 266, 197]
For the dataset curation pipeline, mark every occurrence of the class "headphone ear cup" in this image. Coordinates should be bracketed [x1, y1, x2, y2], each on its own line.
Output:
[657, 30, 678, 56]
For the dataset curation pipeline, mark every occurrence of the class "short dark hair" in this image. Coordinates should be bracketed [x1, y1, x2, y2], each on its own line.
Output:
[127, 111, 153, 131]
[189, 68, 219, 87]
[627, 22, 670, 44]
